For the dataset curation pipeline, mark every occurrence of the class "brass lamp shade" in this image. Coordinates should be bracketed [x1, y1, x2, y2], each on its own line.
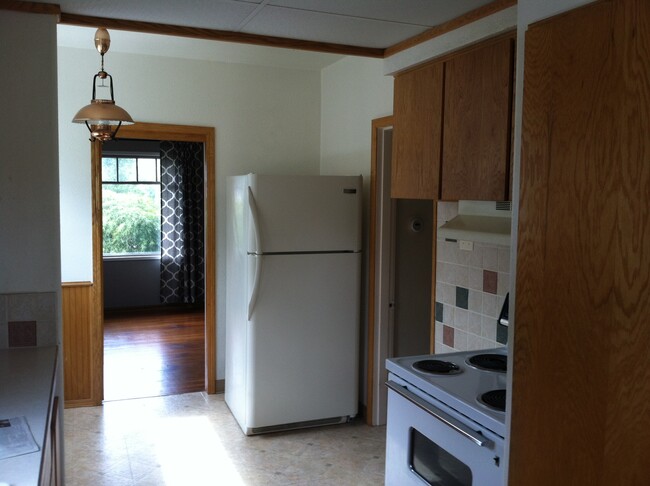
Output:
[73, 99, 134, 142]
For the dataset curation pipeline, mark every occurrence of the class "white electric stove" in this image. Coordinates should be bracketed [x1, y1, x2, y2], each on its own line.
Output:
[385, 347, 508, 486]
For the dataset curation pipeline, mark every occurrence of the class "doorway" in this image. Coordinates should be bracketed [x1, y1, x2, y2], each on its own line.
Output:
[366, 117, 434, 426]
[91, 123, 216, 403]
[100, 137, 206, 401]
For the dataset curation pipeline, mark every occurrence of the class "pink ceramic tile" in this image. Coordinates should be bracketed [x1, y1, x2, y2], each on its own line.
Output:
[443, 325, 454, 347]
[483, 270, 498, 294]
[8, 321, 37, 347]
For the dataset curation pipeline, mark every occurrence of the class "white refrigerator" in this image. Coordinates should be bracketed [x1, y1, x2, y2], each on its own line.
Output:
[225, 173, 362, 435]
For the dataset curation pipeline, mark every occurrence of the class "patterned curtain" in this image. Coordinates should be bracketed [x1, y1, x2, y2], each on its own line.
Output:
[159, 141, 205, 304]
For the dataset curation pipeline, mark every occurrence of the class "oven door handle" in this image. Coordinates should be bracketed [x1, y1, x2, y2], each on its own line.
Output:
[386, 380, 492, 448]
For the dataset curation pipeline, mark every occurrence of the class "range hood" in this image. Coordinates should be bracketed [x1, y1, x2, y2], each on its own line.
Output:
[438, 200, 512, 246]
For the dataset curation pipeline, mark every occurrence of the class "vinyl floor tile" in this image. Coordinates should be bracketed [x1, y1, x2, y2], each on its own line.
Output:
[64, 392, 386, 485]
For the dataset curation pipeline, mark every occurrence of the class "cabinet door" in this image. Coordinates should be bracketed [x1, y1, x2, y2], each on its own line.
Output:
[391, 62, 443, 199]
[441, 37, 514, 201]
[511, 0, 650, 484]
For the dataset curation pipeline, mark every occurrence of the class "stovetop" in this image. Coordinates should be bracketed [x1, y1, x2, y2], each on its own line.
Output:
[386, 347, 508, 437]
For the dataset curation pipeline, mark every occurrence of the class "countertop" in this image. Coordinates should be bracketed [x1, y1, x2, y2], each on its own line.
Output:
[0, 346, 58, 486]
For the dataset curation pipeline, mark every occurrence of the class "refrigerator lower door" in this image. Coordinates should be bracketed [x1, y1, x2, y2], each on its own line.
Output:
[245, 252, 361, 432]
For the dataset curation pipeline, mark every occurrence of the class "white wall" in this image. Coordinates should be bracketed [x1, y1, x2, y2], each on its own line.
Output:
[320, 56, 393, 404]
[320, 56, 393, 178]
[1, 11, 61, 294]
[0, 11, 64, 477]
[58, 46, 323, 379]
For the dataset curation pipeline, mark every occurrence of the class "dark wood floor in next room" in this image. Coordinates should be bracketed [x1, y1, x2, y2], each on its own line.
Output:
[104, 308, 205, 401]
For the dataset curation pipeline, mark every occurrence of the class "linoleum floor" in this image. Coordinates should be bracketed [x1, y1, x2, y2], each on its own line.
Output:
[64, 392, 386, 485]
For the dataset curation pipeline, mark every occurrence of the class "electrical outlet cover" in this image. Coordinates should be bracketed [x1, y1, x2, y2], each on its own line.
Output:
[459, 240, 474, 251]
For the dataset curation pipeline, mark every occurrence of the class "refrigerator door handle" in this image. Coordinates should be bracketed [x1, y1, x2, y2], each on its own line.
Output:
[248, 254, 262, 320]
[248, 187, 262, 253]
[247, 187, 262, 320]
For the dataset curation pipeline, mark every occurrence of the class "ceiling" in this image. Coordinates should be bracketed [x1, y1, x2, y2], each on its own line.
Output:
[46, 0, 497, 50]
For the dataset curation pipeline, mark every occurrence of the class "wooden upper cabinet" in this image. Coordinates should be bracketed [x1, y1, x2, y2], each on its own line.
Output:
[440, 37, 514, 201]
[391, 61, 444, 199]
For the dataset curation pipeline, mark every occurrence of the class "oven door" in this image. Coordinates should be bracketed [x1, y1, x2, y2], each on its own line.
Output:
[385, 379, 504, 486]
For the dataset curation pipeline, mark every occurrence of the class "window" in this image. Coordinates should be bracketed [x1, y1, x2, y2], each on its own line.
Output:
[102, 155, 161, 257]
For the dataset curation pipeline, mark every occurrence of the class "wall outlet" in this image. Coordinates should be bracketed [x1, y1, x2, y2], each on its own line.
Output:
[459, 240, 474, 251]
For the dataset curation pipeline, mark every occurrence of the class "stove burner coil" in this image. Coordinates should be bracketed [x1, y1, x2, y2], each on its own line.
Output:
[466, 353, 507, 372]
[479, 389, 506, 412]
[412, 359, 462, 375]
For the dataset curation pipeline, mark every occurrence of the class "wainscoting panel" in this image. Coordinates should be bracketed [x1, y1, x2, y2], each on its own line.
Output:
[62, 282, 99, 407]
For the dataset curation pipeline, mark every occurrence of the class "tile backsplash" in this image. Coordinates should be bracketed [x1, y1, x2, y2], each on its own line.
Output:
[435, 202, 509, 354]
[0, 292, 58, 349]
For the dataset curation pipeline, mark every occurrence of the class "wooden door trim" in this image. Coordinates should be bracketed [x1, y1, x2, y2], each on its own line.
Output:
[91, 141, 104, 404]
[366, 115, 393, 425]
[91, 122, 217, 402]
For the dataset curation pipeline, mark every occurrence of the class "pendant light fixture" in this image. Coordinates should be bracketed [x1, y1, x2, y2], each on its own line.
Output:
[72, 28, 134, 142]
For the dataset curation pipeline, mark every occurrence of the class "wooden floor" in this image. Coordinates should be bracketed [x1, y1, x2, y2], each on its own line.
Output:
[104, 308, 205, 401]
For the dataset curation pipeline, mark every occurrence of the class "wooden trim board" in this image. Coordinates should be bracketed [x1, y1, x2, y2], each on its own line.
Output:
[0, 1, 60, 15]
[385, 0, 516, 57]
[91, 141, 104, 405]
[58, 12, 384, 58]
[366, 115, 393, 426]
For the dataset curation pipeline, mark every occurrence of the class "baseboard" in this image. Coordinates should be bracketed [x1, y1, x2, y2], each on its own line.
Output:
[215, 379, 225, 394]
[105, 303, 204, 317]
[64, 398, 100, 409]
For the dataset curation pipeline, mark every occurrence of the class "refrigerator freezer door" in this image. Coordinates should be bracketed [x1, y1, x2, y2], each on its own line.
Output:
[247, 174, 362, 253]
[245, 252, 361, 429]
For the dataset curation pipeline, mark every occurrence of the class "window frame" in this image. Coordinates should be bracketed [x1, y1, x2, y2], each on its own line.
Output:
[101, 152, 162, 260]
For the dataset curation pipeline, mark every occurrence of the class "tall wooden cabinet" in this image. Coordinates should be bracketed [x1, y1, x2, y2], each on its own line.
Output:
[391, 35, 514, 201]
[510, 0, 650, 484]
[391, 62, 444, 199]
[441, 37, 514, 201]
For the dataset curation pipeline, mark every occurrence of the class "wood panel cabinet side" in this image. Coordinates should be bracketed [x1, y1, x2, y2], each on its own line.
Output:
[605, 0, 650, 481]
[391, 62, 443, 199]
[507, 0, 650, 484]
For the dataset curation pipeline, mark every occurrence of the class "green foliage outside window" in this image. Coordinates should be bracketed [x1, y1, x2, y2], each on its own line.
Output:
[102, 184, 161, 255]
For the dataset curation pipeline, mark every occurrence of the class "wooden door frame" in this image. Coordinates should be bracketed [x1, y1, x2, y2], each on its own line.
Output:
[91, 122, 217, 402]
[366, 115, 393, 425]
